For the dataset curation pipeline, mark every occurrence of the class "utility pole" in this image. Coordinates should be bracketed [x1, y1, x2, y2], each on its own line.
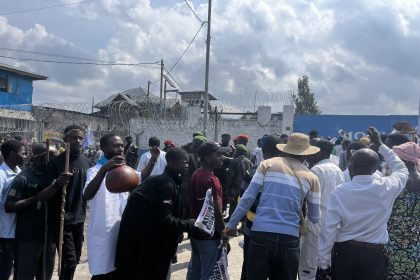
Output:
[147, 80, 151, 98]
[160, 59, 164, 117]
[203, 0, 212, 136]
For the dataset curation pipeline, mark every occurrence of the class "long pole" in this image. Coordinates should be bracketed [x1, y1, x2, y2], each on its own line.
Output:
[203, 0, 212, 136]
[147, 80, 151, 98]
[42, 139, 50, 280]
[160, 59, 164, 117]
[58, 142, 70, 277]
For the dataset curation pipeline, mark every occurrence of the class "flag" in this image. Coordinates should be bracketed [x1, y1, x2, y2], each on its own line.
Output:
[83, 124, 95, 149]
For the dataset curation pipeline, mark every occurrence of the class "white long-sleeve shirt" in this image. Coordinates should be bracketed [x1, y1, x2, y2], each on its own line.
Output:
[318, 144, 409, 269]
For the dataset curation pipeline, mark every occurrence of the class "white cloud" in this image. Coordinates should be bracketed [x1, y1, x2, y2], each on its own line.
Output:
[1, 0, 419, 114]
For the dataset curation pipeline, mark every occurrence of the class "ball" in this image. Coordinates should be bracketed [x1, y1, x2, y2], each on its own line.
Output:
[105, 165, 139, 193]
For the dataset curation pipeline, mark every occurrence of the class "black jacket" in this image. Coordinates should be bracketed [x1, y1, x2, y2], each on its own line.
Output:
[115, 167, 193, 279]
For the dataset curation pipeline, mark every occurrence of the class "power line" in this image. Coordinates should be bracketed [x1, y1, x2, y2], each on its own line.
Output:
[0, 47, 160, 65]
[0, 0, 99, 16]
[167, 21, 205, 74]
[0, 55, 161, 67]
[184, 0, 205, 24]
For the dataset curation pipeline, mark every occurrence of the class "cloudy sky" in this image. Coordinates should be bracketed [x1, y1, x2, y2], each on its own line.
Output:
[1, 0, 420, 114]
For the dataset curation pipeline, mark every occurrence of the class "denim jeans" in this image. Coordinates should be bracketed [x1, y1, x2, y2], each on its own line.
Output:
[0, 238, 15, 280]
[246, 231, 300, 280]
[187, 238, 222, 280]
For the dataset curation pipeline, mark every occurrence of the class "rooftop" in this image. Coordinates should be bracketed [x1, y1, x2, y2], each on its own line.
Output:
[0, 62, 47, 80]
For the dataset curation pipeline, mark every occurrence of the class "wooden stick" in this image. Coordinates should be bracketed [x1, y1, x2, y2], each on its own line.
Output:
[42, 139, 50, 280]
[58, 142, 70, 277]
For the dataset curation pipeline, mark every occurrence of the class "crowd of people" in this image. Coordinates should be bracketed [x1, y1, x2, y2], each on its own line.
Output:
[0, 123, 419, 280]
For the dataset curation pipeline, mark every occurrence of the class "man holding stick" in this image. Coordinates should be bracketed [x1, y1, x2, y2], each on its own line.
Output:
[38, 125, 91, 280]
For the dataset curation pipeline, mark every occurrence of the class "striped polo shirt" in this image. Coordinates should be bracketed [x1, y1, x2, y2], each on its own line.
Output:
[227, 156, 320, 237]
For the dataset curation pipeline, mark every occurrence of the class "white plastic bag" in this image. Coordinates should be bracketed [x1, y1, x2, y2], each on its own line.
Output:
[209, 244, 230, 280]
[194, 188, 215, 236]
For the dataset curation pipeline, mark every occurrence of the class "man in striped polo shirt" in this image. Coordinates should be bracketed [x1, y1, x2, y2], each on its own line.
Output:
[223, 133, 321, 280]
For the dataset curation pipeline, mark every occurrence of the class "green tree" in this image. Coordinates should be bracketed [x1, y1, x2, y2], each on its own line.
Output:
[291, 75, 321, 115]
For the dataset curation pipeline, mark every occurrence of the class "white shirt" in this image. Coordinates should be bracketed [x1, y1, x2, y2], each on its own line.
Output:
[84, 164, 139, 275]
[343, 168, 383, 182]
[318, 145, 409, 269]
[307, 159, 344, 234]
[136, 150, 167, 176]
[0, 162, 21, 238]
[252, 148, 264, 166]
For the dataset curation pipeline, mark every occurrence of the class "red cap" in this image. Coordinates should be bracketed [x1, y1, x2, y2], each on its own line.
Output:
[238, 134, 249, 140]
[164, 140, 175, 147]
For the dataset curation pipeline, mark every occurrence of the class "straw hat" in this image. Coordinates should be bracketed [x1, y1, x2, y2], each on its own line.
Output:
[276, 133, 320, 156]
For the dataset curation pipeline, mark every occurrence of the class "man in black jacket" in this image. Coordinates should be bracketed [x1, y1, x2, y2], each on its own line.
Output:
[115, 148, 196, 280]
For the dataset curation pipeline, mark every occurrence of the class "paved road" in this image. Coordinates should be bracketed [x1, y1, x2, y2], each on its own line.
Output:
[50, 233, 245, 280]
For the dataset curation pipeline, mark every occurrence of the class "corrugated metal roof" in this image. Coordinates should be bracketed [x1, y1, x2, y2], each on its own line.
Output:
[0, 62, 47, 80]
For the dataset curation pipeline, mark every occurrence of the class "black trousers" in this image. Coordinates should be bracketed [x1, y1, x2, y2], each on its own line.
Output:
[46, 222, 84, 280]
[331, 241, 386, 280]
[246, 231, 300, 280]
[14, 241, 54, 280]
[91, 270, 119, 280]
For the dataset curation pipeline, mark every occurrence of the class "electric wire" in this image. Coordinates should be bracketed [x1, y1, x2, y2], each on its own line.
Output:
[0, 0, 99, 16]
[184, 0, 204, 24]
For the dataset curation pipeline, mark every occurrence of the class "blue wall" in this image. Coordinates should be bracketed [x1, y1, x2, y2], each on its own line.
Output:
[0, 70, 34, 110]
[294, 115, 418, 140]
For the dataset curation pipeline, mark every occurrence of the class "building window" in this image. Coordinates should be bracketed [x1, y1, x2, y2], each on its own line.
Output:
[0, 77, 7, 92]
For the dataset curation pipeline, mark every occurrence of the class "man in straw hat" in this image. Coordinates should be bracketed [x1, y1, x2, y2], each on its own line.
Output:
[223, 133, 321, 280]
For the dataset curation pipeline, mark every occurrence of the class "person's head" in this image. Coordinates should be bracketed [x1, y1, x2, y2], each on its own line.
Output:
[233, 137, 238, 145]
[385, 133, 410, 149]
[198, 142, 224, 169]
[191, 136, 207, 153]
[307, 139, 334, 168]
[342, 140, 351, 151]
[163, 140, 176, 152]
[309, 130, 319, 140]
[220, 134, 231, 147]
[125, 136, 133, 145]
[256, 138, 263, 148]
[346, 141, 368, 162]
[261, 135, 282, 160]
[234, 144, 249, 158]
[0, 140, 26, 168]
[276, 133, 320, 163]
[63, 125, 84, 155]
[148, 137, 160, 149]
[165, 147, 189, 175]
[14, 135, 22, 142]
[393, 142, 420, 171]
[100, 134, 124, 159]
[31, 143, 58, 170]
[280, 134, 288, 144]
[193, 131, 204, 138]
[237, 134, 249, 146]
[348, 148, 379, 179]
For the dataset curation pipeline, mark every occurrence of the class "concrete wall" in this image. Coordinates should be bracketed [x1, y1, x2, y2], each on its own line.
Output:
[130, 105, 291, 150]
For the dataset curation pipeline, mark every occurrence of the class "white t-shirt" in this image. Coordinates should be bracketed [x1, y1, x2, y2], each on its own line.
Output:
[252, 148, 264, 166]
[0, 162, 21, 238]
[136, 150, 167, 176]
[83, 164, 140, 275]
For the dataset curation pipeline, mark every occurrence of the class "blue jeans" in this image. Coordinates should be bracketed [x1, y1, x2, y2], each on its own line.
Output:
[246, 231, 300, 280]
[187, 238, 222, 280]
[0, 238, 15, 280]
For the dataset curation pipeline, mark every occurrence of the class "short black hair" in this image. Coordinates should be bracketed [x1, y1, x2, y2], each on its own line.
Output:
[261, 135, 282, 156]
[346, 141, 368, 161]
[125, 135, 133, 140]
[165, 147, 188, 164]
[149, 137, 160, 147]
[100, 133, 119, 150]
[14, 135, 22, 141]
[309, 130, 319, 138]
[197, 142, 219, 162]
[221, 134, 231, 138]
[64, 125, 84, 135]
[316, 139, 334, 156]
[32, 143, 47, 156]
[386, 133, 410, 148]
[1, 140, 25, 159]
[280, 134, 288, 139]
